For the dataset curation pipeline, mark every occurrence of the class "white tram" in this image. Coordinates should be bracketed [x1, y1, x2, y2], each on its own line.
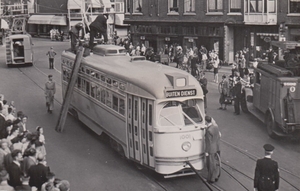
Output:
[61, 45, 206, 177]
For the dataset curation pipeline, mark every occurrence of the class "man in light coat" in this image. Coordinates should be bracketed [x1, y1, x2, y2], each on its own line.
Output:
[45, 75, 56, 114]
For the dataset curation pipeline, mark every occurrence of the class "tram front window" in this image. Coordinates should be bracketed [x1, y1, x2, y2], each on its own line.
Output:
[159, 100, 203, 127]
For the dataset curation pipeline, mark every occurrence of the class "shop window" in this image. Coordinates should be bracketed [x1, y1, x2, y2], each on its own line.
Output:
[289, 0, 300, 14]
[125, 0, 131, 13]
[133, 0, 142, 13]
[184, 0, 195, 13]
[207, 0, 223, 12]
[168, 0, 179, 13]
[245, 0, 264, 13]
[229, 0, 241, 13]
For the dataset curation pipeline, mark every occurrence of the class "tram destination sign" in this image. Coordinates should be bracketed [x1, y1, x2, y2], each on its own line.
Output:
[166, 89, 197, 98]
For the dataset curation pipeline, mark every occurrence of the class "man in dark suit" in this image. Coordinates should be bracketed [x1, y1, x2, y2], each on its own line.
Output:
[7, 150, 23, 188]
[89, 14, 108, 51]
[233, 77, 242, 115]
[28, 153, 50, 190]
[21, 148, 37, 177]
[254, 144, 280, 191]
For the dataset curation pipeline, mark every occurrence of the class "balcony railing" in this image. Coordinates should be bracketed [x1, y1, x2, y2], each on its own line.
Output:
[244, 0, 277, 25]
[1, 3, 28, 15]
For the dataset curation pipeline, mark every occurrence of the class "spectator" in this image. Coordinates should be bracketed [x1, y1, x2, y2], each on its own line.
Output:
[59, 180, 70, 191]
[1, 100, 8, 117]
[17, 115, 28, 133]
[7, 126, 19, 142]
[7, 149, 23, 188]
[41, 172, 57, 191]
[8, 101, 16, 116]
[141, 44, 146, 56]
[191, 53, 199, 77]
[219, 75, 230, 110]
[175, 46, 184, 68]
[0, 139, 11, 169]
[46, 47, 57, 70]
[53, 179, 61, 190]
[35, 126, 46, 156]
[28, 153, 50, 190]
[45, 75, 56, 114]
[199, 72, 208, 111]
[0, 170, 14, 191]
[5, 107, 15, 122]
[21, 148, 37, 177]
[233, 77, 242, 115]
[15, 176, 31, 191]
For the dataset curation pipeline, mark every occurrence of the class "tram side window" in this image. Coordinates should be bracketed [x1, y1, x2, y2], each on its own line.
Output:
[106, 90, 112, 107]
[148, 104, 152, 126]
[119, 98, 125, 115]
[82, 80, 86, 92]
[86, 81, 90, 95]
[96, 87, 101, 101]
[63, 69, 67, 81]
[91, 83, 97, 98]
[255, 72, 261, 84]
[77, 77, 82, 89]
[100, 89, 106, 104]
[113, 95, 118, 112]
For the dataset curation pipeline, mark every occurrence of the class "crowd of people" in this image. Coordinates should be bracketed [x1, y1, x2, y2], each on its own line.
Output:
[0, 94, 70, 191]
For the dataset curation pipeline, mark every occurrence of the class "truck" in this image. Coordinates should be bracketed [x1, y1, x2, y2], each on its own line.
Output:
[242, 41, 300, 139]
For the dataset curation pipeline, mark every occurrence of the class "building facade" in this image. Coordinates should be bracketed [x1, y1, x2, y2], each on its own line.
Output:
[124, 0, 300, 64]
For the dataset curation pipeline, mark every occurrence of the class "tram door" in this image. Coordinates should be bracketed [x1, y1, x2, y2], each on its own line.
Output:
[127, 95, 155, 168]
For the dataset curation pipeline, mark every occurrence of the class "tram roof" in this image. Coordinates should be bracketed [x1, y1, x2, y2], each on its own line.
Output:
[81, 53, 203, 100]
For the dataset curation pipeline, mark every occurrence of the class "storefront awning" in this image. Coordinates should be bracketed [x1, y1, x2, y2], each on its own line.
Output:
[50, 16, 67, 25]
[115, 14, 129, 26]
[1, 19, 9, 29]
[271, 41, 300, 50]
[28, 15, 67, 26]
[28, 15, 54, 25]
[256, 33, 279, 37]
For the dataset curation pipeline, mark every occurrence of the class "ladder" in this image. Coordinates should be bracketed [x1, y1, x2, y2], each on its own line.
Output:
[5, 37, 13, 65]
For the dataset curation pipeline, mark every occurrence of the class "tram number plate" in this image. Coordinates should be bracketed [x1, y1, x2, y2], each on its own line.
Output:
[180, 134, 191, 140]
[166, 89, 197, 98]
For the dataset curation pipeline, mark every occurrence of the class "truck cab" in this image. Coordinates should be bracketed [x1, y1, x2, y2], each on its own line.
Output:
[6, 33, 34, 67]
[243, 41, 300, 138]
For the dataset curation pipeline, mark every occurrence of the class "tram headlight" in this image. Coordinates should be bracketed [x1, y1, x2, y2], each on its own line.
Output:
[182, 142, 191, 152]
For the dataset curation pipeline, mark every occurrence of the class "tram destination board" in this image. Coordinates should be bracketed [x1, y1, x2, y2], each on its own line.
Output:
[165, 89, 197, 98]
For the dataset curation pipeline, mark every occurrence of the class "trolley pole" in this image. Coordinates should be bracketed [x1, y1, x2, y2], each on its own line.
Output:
[186, 161, 213, 191]
[56, 46, 84, 132]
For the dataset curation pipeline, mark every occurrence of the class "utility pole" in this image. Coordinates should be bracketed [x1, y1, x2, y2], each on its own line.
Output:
[56, 46, 84, 132]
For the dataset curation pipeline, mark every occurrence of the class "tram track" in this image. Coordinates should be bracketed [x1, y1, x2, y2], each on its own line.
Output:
[221, 139, 300, 191]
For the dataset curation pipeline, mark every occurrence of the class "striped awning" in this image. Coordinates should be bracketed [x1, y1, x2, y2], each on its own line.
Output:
[28, 15, 67, 26]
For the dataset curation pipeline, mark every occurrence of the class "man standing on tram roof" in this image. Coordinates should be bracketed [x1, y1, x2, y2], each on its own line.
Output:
[254, 144, 279, 191]
[89, 13, 109, 52]
[204, 116, 221, 183]
[69, 23, 83, 53]
[45, 75, 56, 114]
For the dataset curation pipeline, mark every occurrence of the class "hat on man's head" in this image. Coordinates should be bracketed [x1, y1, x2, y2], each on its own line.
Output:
[59, 180, 70, 191]
[263, 144, 274, 152]
[205, 116, 212, 123]
[48, 74, 53, 78]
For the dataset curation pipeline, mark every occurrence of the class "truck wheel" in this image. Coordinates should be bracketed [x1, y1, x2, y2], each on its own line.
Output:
[241, 89, 249, 113]
[266, 113, 278, 139]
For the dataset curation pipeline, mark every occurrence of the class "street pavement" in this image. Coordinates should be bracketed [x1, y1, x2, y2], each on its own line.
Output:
[0, 39, 299, 191]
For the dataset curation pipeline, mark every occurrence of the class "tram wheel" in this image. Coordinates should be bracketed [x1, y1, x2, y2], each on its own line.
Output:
[266, 113, 278, 139]
[109, 137, 125, 157]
